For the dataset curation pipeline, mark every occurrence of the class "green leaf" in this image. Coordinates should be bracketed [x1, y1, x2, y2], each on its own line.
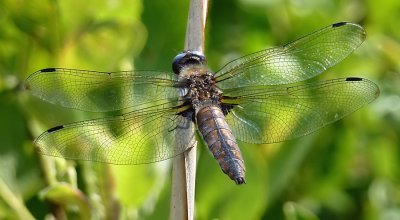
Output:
[39, 182, 90, 219]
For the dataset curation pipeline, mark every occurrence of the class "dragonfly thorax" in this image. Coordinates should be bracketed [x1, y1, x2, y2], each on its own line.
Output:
[181, 67, 222, 111]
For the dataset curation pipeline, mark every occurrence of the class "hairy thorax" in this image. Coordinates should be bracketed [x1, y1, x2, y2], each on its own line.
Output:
[179, 65, 222, 111]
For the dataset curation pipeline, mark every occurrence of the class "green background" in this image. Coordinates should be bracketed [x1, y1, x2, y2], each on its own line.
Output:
[0, 0, 399, 219]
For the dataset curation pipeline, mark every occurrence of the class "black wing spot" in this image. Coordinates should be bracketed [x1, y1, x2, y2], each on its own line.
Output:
[41, 68, 57, 73]
[332, 22, 347, 28]
[346, 77, 362, 81]
[47, 125, 64, 133]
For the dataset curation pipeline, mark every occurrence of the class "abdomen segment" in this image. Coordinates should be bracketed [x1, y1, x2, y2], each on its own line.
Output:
[196, 105, 246, 184]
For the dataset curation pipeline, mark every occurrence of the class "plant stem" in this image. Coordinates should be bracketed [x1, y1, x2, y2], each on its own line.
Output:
[169, 0, 208, 220]
[0, 178, 35, 220]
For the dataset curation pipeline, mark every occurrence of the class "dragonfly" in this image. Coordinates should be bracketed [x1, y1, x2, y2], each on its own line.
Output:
[26, 22, 379, 184]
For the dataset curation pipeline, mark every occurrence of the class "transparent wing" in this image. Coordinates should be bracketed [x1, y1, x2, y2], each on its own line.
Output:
[222, 77, 379, 144]
[25, 68, 179, 112]
[35, 106, 196, 164]
[215, 22, 366, 89]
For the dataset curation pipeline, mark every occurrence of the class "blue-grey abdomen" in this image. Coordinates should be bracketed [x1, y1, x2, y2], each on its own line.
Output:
[196, 105, 246, 184]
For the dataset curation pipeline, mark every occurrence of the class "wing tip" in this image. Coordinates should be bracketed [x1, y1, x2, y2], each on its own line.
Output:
[332, 22, 366, 40]
[345, 77, 380, 99]
[25, 68, 57, 88]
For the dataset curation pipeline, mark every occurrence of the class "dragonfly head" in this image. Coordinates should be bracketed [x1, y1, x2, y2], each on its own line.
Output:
[172, 51, 207, 75]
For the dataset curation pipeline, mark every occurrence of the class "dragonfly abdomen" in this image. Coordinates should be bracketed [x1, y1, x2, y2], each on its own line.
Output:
[196, 105, 246, 184]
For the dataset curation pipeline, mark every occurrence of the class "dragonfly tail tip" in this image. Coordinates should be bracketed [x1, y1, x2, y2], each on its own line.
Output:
[235, 177, 246, 185]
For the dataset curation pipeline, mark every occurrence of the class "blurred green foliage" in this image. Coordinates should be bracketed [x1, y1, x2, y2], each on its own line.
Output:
[0, 0, 399, 219]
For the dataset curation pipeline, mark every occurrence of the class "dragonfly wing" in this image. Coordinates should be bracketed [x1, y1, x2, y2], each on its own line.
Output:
[222, 78, 379, 144]
[215, 22, 366, 89]
[35, 106, 196, 164]
[25, 68, 179, 112]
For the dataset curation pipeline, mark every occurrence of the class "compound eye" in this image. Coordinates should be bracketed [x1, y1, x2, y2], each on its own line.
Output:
[172, 52, 187, 74]
[172, 51, 206, 75]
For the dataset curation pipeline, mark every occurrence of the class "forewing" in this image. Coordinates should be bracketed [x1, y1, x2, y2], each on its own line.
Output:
[215, 22, 366, 89]
[25, 68, 179, 112]
[35, 106, 196, 164]
[222, 78, 379, 144]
